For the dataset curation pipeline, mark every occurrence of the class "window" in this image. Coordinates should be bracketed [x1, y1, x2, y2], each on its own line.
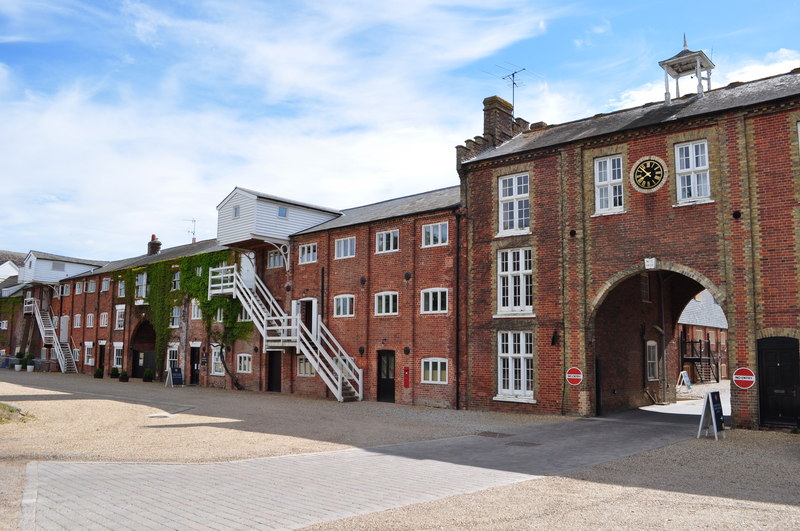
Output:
[675, 140, 710, 202]
[299, 243, 317, 264]
[210, 345, 224, 376]
[297, 355, 315, 377]
[74, 314, 82, 328]
[646, 340, 659, 381]
[499, 174, 530, 234]
[61, 284, 71, 296]
[85, 313, 94, 328]
[421, 288, 448, 314]
[375, 230, 399, 253]
[278, 206, 287, 218]
[233, 205, 240, 218]
[169, 306, 180, 328]
[117, 280, 125, 298]
[75, 282, 83, 295]
[99, 312, 109, 328]
[51, 261, 65, 271]
[497, 248, 533, 314]
[334, 295, 355, 317]
[53, 317, 58, 330]
[87, 280, 96, 293]
[422, 358, 448, 384]
[72, 349, 79, 362]
[422, 222, 449, 247]
[497, 331, 534, 400]
[267, 250, 284, 269]
[215, 307, 224, 323]
[113, 343, 123, 367]
[594, 155, 623, 213]
[640, 273, 651, 303]
[335, 237, 356, 259]
[375, 292, 398, 316]
[195, 266, 203, 277]
[84, 342, 94, 366]
[115, 305, 125, 329]
[171, 271, 181, 291]
[190, 299, 202, 320]
[237, 353, 252, 373]
[135, 272, 148, 298]
[168, 344, 179, 369]
[238, 307, 252, 322]
[101, 278, 110, 292]
[0, 321, 7, 330]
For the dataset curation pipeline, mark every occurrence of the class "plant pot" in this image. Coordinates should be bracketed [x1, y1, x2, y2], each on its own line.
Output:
[119, 376, 129, 382]
[26, 365, 34, 372]
[14, 364, 22, 372]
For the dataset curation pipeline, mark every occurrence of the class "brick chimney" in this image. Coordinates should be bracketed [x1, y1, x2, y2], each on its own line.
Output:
[483, 96, 514, 146]
[147, 234, 162, 255]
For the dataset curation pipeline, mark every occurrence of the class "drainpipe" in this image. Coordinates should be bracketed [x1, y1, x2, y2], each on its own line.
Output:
[659, 271, 667, 403]
[454, 209, 462, 410]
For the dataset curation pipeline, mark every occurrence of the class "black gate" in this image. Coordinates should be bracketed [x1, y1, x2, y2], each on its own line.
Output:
[757, 337, 800, 428]
[267, 351, 281, 392]
[132, 350, 156, 379]
[377, 350, 395, 403]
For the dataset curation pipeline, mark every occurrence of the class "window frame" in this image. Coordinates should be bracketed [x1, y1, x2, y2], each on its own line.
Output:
[167, 343, 179, 369]
[675, 139, 710, 203]
[169, 306, 181, 328]
[420, 288, 448, 314]
[237, 353, 252, 374]
[190, 299, 202, 320]
[375, 229, 400, 254]
[101, 278, 110, 292]
[84, 342, 94, 366]
[267, 250, 284, 269]
[334, 236, 356, 259]
[497, 248, 533, 315]
[297, 354, 316, 377]
[99, 312, 109, 328]
[113, 342, 124, 368]
[114, 305, 125, 330]
[86, 280, 96, 293]
[298, 243, 317, 264]
[334, 294, 355, 317]
[374, 291, 399, 316]
[73, 314, 82, 328]
[75, 282, 83, 295]
[498, 173, 530, 235]
[421, 358, 448, 384]
[646, 340, 659, 381]
[594, 155, 624, 214]
[117, 280, 125, 298]
[135, 272, 148, 298]
[61, 284, 71, 297]
[171, 271, 181, 291]
[495, 331, 535, 402]
[210, 345, 224, 376]
[422, 222, 449, 248]
[85, 313, 94, 328]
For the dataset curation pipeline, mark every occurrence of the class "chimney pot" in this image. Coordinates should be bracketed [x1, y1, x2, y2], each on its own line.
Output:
[147, 235, 162, 255]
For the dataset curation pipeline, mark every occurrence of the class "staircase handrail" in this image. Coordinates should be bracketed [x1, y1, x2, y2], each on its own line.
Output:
[25, 298, 68, 373]
[317, 319, 363, 400]
[295, 318, 343, 400]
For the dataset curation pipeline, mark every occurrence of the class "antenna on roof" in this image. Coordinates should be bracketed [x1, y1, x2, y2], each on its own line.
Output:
[184, 218, 197, 243]
[484, 63, 530, 116]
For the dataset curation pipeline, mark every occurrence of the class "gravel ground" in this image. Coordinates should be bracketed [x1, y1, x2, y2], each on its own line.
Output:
[1, 371, 798, 530]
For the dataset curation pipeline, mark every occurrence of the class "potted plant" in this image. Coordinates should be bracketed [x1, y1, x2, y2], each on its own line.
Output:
[143, 368, 154, 382]
[109, 367, 120, 379]
[118, 370, 129, 382]
[14, 353, 24, 372]
[94, 367, 103, 378]
[25, 354, 35, 372]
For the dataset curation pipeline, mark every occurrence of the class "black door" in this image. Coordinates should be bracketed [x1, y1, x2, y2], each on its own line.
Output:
[190, 346, 200, 385]
[377, 350, 395, 403]
[132, 350, 157, 378]
[267, 351, 281, 392]
[98, 344, 105, 371]
[758, 337, 800, 427]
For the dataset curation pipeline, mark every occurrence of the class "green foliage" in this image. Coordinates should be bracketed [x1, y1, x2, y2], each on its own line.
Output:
[94, 367, 103, 378]
[119, 370, 129, 382]
[0, 298, 21, 344]
[143, 368, 154, 382]
[110, 366, 120, 378]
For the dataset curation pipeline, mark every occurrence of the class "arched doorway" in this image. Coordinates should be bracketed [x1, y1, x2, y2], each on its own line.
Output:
[130, 320, 157, 379]
[589, 265, 726, 415]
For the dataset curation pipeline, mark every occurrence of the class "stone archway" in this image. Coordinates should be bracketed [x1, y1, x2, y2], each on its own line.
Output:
[130, 320, 157, 379]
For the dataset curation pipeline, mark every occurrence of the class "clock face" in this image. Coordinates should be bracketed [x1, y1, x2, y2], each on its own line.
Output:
[633, 160, 665, 190]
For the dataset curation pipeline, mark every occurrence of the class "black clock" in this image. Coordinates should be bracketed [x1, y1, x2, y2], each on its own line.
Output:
[633, 159, 665, 190]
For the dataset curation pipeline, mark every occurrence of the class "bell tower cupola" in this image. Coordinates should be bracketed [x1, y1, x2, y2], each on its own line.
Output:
[658, 35, 715, 104]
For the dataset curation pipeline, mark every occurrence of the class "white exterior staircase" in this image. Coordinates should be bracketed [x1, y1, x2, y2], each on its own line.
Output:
[23, 298, 78, 374]
[209, 266, 363, 402]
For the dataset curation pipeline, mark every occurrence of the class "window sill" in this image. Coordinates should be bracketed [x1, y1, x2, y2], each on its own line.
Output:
[493, 312, 536, 319]
[422, 381, 448, 385]
[493, 395, 536, 404]
[591, 209, 627, 218]
[673, 198, 714, 208]
[495, 229, 531, 239]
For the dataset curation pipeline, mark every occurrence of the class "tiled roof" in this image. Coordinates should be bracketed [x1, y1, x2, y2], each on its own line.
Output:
[467, 69, 800, 164]
[678, 290, 728, 329]
[0, 251, 26, 266]
[294, 185, 461, 235]
[66, 239, 228, 280]
[28, 251, 107, 267]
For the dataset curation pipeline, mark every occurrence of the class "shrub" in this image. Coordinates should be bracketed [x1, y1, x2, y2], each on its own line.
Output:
[143, 368, 154, 382]
[109, 367, 120, 378]
[94, 367, 103, 378]
[119, 370, 129, 382]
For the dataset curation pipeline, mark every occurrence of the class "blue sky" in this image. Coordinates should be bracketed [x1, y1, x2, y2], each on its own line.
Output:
[2, 0, 799, 260]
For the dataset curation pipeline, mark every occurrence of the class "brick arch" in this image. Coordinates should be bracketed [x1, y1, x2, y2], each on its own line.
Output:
[586, 260, 726, 327]
[756, 328, 800, 340]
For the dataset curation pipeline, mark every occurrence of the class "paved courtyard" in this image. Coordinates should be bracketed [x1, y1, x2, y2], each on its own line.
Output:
[2, 371, 798, 530]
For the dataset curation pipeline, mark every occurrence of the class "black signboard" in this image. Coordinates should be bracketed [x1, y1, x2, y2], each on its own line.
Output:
[167, 367, 183, 387]
[709, 390, 724, 432]
[697, 390, 726, 440]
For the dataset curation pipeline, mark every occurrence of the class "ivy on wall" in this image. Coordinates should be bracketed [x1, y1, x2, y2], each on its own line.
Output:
[115, 249, 253, 380]
[0, 297, 22, 345]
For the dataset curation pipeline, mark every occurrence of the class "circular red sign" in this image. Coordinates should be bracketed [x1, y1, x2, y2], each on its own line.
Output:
[566, 367, 583, 386]
[732, 367, 756, 390]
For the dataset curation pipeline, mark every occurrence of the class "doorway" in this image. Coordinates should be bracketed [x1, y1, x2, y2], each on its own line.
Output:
[190, 346, 200, 385]
[377, 350, 396, 403]
[758, 337, 800, 427]
[267, 350, 282, 392]
[98, 344, 105, 371]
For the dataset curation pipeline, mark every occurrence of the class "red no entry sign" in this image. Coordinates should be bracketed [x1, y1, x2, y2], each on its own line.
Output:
[732, 367, 756, 389]
[566, 366, 583, 386]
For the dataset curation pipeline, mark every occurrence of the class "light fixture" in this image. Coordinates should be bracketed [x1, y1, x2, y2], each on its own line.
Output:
[403, 346, 410, 355]
[358, 346, 365, 356]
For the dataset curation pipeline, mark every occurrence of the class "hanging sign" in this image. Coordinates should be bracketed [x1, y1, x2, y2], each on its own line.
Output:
[697, 391, 726, 440]
[732, 367, 756, 390]
[566, 367, 583, 386]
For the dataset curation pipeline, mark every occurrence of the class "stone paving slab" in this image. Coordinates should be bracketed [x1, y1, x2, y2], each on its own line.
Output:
[21, 409, 697, 530]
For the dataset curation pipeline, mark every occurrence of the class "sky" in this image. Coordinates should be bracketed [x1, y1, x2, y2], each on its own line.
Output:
[2, 0, 800, 261]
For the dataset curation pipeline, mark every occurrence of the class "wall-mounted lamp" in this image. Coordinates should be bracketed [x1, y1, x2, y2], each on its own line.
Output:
[253, 345, 259, 353]
[360, 276, 367, 286]
[358, 346, 365, 356]
[403, 346, 411, 355]
[551, 329, 560, 346]
[285, 284, 292, 292]
[404, 272, 412, 281]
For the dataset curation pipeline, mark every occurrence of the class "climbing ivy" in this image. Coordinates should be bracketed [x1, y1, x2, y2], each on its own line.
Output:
[116, 249, 253, 381]
[0, 297, 22, 345]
